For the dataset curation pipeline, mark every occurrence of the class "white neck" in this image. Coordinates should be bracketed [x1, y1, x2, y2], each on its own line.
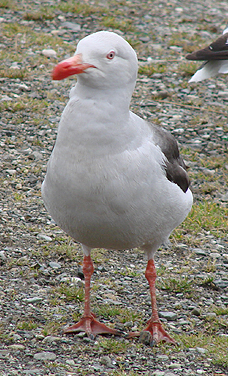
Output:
[71, 78, 135, 114]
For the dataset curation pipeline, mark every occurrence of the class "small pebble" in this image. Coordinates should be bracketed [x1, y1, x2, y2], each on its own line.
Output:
[6, 169, 17, 175]
[10, 62, 20, 69]
[196, 347, 208, 355]
[210, 252, 221, 258]
[26, 296, 43, 303]
[37, 234, 52, 242]
[42, 336, 62, 343]
[159, 311, 177, 321]
[66, 359, 75, 365]
[61, 21, 81, 32]
[1, 95, 12, 101]
[0, 251, 7, 261]
[214, 279, 228, 289]
[41, 49, 57, 58]
[49, 261, 61, 269]
[8, 344, 25, 350]
[191, 308, 201, 316]
[157, 354, 169, 361]
[23, 369, 42, 375]
[205, 312, 216, 319]
[34, 351, 56, 361]
[100, 355, 112, 366]
[193, 248, 207, 256]
[169, 362, 182, 369]
[139, 331, 151, 345]
[196, 370, 205, 374]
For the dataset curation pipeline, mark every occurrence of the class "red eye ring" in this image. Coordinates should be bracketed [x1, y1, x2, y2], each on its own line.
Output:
[106, 51, 115, 60]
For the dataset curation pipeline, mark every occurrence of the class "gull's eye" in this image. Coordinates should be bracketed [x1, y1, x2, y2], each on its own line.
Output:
[106, 51, 115, 60]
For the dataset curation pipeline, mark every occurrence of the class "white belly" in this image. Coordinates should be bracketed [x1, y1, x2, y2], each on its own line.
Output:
[42, 142, 192, 251]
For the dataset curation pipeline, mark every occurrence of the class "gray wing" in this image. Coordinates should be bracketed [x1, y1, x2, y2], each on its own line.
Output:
[151, 124, 190, 193]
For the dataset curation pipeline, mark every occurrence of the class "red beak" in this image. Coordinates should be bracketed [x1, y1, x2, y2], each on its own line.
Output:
[52, 53, 95, 80]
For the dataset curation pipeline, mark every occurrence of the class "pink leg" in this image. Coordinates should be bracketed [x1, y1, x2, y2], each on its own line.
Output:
[64, 255, 120, 338]
[143, 259, 175, 344]
[128, 259, 175, 345]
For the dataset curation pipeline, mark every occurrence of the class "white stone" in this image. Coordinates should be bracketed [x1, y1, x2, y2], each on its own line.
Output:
[8, 344, 25, 350]
[1, 95, 12, 101]
[37, 233, 52, 242]
[42, 49, 57, 58]
[34, 351, 56, 361]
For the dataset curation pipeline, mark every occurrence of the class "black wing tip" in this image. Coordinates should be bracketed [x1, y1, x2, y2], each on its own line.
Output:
[165, 162, 191, 193]
[186, 32, 228, 61]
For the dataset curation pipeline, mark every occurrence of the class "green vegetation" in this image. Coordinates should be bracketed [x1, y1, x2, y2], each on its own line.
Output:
[173, 200, 228, 244]
[100, 16, 133, 32]
[0, 0, 12, 8]
[168, 31, 210, 54]
[95, 338, 130, 355]
[42, 321, 64, 336]
[119, 266, 140, 277]
[0, 21, 74, 59]
[0, 96, 49, 114]
[159, 276, 192, 294]
[58, 1, 107, 16]
[56, 284, 84, 302]
[179, 61, 200, 78]
[23, 7, 55, 21]
[0, 68, 28, 80]
[138, 63, 167, 76]
[17, 320, 38, 330]
[213, 306, 228, 316]
[178, 333, 228, 368]
[95, 304, 142, 324]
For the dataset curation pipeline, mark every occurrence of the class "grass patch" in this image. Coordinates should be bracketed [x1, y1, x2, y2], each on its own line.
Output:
[212, 306, 228, 316]
[23, 7, 55, 21]
[138, 63, 167, 76]
[57, 284, 84, 302]
[178, 333, 228, 368]
[174, 200, 228, 241]
[179, 61, 200, 78]
[2, 21, 30, 36]
[42, 321, 63, 336]
[52, 242, 80, 261]
[119, 266, 140, 277]
[159, 276, 192, 293]
[0, 0, 12, 8]
[92, 248, 109, 264]
[0, 68, 28, 80]
[1, 22, 74, 54]
[169, 32, 208, 54]
[13, 192, 25, 201]
[96, 338, 129, 355]
[95, 304, 141, 324]
[17, 320, 38, 330]
[100, 16, 133, 32]
[0, 96, 49, 113]
[204, 259, 216, 273]
[58, 1, 107, 16]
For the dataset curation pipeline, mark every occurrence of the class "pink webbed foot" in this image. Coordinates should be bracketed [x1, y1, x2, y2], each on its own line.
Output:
[64, 255, 121, 339]
[127, 258, 176, 346]
[64, 313, 121, 339]
[127, 320, 175, 346]
[142, 319, 176, 345]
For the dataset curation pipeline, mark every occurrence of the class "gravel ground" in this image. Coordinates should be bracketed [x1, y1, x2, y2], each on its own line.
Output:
[0, 1, 228, 375]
